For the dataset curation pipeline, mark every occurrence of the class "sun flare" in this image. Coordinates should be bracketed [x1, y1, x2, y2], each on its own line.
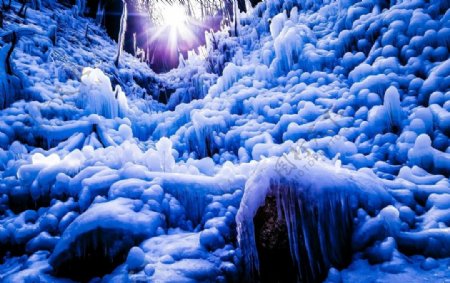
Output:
[159, 4, 188, 29]
[151, 3, 197, 53]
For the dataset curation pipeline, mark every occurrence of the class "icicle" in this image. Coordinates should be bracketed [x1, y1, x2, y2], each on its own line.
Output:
[333, 153, 341, 168]
[178, 53, 186, 68]
[75, 0, 85, 16]
[384, 86, 402, 132]
[237, 156, 391, 282]
[78, 68, 125, 119]
[96, 2, 105, 26]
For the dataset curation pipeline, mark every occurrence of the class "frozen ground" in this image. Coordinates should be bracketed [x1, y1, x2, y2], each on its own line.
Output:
[0, 0, 450, 282]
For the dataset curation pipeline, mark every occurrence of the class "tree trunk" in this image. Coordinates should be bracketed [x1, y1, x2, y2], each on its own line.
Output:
[114, 0, 127, 67]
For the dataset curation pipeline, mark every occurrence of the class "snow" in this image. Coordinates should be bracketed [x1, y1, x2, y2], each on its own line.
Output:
[49, 197, 164, 273]
[0, 0, 449, 281]
[326, 255, 450, 283]
[408, 133, 450, 174]
[104, 232, 232, 282]
[126, 246, 146, 271]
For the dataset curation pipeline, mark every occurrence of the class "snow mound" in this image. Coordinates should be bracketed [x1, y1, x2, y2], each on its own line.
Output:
[49, 198, 163, 280]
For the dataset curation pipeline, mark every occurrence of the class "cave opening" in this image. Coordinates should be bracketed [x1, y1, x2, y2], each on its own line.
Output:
[253, 187, 354, 283]
[254, 196, 298, 283]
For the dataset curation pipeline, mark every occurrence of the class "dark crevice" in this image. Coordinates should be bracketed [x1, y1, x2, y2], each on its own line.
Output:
[51, 228, 141, 282]
[254, 196, 298, 283]
[253, 187, 354, 283]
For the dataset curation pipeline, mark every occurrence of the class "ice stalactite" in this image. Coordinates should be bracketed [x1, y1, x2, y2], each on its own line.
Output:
[186, 109, 232, 158]
[49, 198, 163, 281]
[95, 1, 105, 26]
[383, 86, 403, 133]
[271, 23, 316, 75]
[77, 67, 128, 119]
[155, 137, 175, 173]
[148, 172, 246, 225]
[233, 0, 239, 36]
[249, 180, 353, 282]
[75, 0, 86, 16]
[236, 153, 392, 282]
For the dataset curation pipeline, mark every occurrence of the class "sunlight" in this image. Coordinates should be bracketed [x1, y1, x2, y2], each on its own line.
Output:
[158, 4, 188, 29]
[150, 2, 198, 54]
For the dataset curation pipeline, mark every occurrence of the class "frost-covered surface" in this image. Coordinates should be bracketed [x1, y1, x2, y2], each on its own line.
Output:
[1, 0, 450, 281]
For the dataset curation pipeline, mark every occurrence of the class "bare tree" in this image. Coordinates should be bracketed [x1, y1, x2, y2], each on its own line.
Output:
[114, 0, 127, 67]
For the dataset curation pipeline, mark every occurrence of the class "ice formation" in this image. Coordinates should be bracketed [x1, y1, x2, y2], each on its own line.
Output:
[77, 67, 127, 119]
[236, 152, 391, 282]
